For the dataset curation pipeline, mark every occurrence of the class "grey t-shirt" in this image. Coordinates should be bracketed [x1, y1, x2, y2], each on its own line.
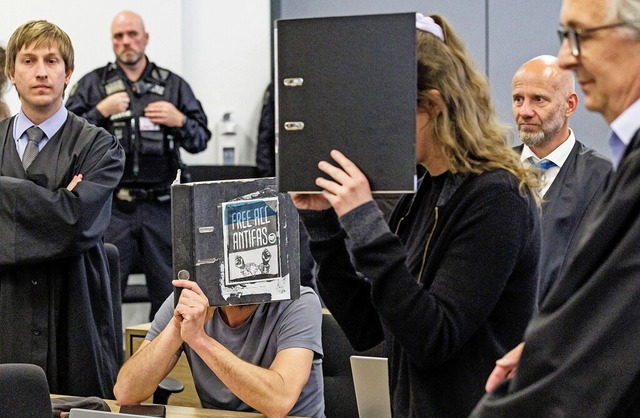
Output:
[147, 286, 325, 417]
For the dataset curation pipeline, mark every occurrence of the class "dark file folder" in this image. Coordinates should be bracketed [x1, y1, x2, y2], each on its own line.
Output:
[171, 177, 300, 307]
[275, 12, 417, 193]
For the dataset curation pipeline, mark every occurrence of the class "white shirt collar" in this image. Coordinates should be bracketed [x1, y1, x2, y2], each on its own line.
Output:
[519, 129, 576, 168]
[14, 104, 68, 141]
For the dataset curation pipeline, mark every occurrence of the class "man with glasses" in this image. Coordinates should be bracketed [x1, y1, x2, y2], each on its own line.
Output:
[511, 55, 611, 304]
[471, 0, 640, 416]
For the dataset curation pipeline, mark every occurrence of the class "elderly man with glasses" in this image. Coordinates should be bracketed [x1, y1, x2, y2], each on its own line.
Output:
[471, 0, 640, 416]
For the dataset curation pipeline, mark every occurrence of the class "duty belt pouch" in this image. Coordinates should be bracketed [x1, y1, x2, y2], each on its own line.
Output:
[138, 116, 165, 156]
[136, 116, 174, 184]
[111, 120, 130, 151]
[114, 188, 136, 212]
[114, 115, 174, 185]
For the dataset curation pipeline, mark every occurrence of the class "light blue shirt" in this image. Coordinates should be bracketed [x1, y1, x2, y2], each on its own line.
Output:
[610, 98, 640, 170]
[13, 104, 68, 159]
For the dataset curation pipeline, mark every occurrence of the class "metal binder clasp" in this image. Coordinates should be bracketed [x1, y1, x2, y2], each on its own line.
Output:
[284, 121, 305, 131]
[283, 78, 304, 87]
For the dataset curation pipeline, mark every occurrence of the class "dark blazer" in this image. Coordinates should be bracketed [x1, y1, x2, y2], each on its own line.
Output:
[515, 140, 612, 303]
[472, 128, 640, 417]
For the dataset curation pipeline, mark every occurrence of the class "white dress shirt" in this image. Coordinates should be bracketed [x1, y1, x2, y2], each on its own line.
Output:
[520, 130, 576, 198]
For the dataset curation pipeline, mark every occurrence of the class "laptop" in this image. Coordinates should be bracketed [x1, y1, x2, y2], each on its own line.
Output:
[68, 409, 144, 418]
[350, 355, 392, 418]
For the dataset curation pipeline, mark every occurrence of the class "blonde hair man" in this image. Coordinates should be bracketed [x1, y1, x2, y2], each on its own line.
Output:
[0, 20, 124, 397]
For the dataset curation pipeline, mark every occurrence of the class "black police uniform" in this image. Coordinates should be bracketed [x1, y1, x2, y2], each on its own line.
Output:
[66, 59, 211, 318]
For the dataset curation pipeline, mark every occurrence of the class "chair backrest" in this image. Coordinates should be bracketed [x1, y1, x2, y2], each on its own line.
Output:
[105, 242, 123, 364]
[321, 313, 385, 418]
[121, 245, 150, 305]
[0, 363, 52, 417]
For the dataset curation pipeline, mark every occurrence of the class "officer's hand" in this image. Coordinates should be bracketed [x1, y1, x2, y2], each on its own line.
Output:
[96, 92, 130, 117]
[144, 101, 185, 128]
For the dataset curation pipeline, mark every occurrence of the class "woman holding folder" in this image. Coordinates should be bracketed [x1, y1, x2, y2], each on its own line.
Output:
[293, 14, 541, 418]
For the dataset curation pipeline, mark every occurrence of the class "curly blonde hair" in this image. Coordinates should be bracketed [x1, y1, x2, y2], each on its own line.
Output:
[417, 15, 541, 198]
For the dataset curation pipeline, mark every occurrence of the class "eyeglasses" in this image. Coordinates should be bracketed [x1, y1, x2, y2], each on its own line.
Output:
[557, 21, 631, 57]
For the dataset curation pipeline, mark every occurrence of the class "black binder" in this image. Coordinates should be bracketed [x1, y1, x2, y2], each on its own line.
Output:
[275, 12, 417, 193]
[171, 177, 300, 307]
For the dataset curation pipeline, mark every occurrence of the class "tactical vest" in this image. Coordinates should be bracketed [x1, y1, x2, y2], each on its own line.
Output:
[101, 63, 178, 188]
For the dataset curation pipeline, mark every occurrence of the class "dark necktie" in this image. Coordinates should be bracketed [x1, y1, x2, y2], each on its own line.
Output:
[22, 126, 45, 170]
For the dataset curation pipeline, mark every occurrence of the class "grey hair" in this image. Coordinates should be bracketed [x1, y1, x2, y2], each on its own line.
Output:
[617, 0, 640, 36]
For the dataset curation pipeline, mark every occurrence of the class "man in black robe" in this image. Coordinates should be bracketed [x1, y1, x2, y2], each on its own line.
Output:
[471, 0, 640, 416]
[0, 20, 124, 398]
[511, 55, 612, 304]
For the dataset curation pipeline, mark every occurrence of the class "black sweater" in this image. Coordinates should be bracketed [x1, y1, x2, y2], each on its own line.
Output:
[300, 169, 540, 417]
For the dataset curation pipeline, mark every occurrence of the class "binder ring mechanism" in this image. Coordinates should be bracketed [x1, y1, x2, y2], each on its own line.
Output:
[284, 121, 305, 131]
[283, 77, 304, 87]
[283, 78, 304, 131]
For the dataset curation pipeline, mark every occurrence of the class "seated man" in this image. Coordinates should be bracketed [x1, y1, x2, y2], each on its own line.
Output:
[114, 280, 325, 418]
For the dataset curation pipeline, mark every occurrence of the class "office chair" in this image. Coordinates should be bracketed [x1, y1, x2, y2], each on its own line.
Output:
[321, 312, 385, 418]
[121, 246, 150, 304]
[0, 363, 52, 417]
[153, 377, 184, 404]
[105, 242, 124, 365]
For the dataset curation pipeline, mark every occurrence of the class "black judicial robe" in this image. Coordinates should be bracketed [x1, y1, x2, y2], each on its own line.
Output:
[471, 129, 640, 417]
[0, 112, 124, 398]
[516, 141, 612, 303]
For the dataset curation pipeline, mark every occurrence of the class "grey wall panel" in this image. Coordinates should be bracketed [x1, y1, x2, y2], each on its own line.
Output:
[488, 0, 611, 157]
[277, 0, 487, 76]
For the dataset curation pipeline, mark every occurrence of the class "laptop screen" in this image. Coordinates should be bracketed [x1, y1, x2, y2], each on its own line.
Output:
[68, 409, 143, 418]
[350, 355, 392, 418]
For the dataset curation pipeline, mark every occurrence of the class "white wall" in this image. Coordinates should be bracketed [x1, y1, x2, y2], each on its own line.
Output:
[182, 1, 271, 165]
[0, 0, 271, 165]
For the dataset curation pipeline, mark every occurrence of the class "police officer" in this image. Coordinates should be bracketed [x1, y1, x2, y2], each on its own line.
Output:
[66, 10, 211, 319]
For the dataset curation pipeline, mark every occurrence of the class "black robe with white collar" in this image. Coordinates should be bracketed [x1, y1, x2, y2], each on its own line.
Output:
[473, 129, 640, 417]
[516, 141, 612, 303]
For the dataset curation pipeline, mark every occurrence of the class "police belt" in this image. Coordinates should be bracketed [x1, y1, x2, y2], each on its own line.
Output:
[115, 187, 170, 202]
